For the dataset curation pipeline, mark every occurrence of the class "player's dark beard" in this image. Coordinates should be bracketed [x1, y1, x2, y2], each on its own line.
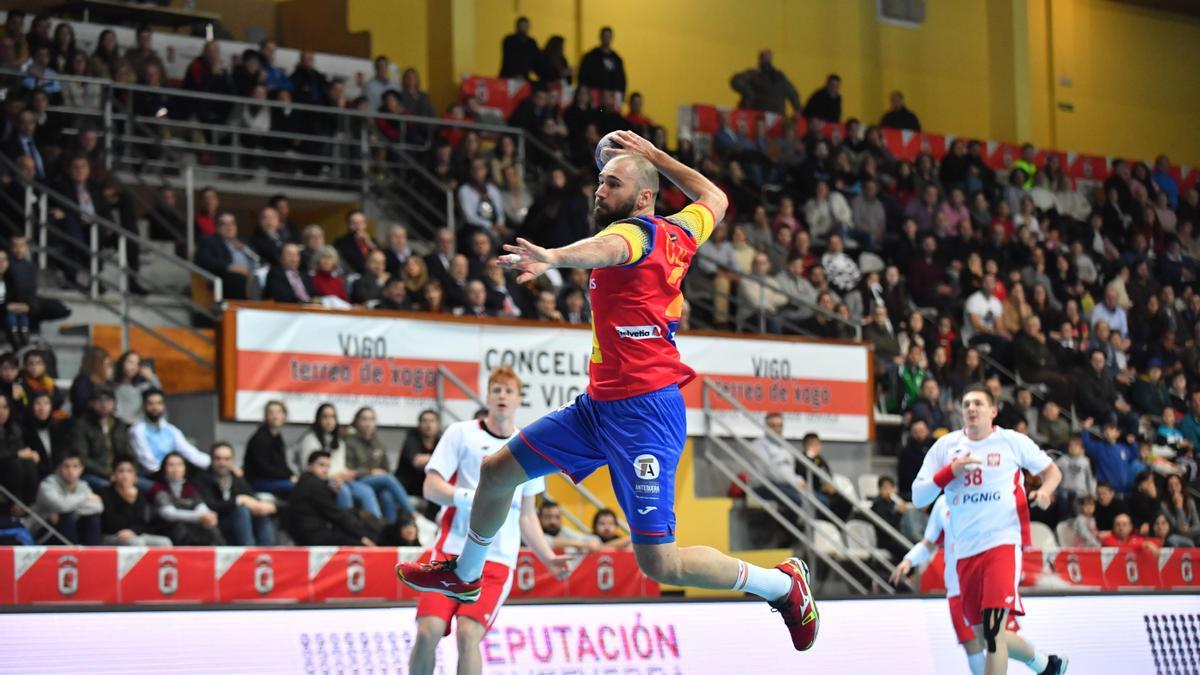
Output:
[593, 194, 638, 227]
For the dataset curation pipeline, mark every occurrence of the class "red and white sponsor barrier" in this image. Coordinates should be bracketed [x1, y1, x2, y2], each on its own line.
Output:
[221, 303, 874, 440]
[0, 547, 657, 605]
[920, 546, 1200, 593]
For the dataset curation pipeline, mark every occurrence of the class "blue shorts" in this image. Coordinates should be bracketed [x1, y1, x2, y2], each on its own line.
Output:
[509, 385, 686, 545]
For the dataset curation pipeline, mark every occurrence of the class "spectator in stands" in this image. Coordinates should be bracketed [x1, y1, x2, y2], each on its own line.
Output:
[62, 52, 99, 112]
[535, 35, 571, 85]
[0, 392, 37, 508]
[0, 249, 31, 347]
[737, 253, 787, 332]
[297, 403, 380, 520]
[1036, 401, 1071, 450]
[800, 182, 849, 247]
[745, 411, 807, 505]
[1081, 416, 1140, 496]
[344, 407, 413, 524]
[265, 243, 318, 305]
[364, 55, 395, 113]
[1012, 315, 1070, 405]
[850, 178, 886, 250]
[799, 433, 851, 521]
[257, 40, 291, 92]
[729, 49, 801, 115]
[69, 346, 111, 415]
[422, 227, 455, 289]
[560, 286, 589, 324]
[195, 212, 256, 300]
[396, 409, 440, 515]
[112, 350, 161, 425]
[375, 276, 414, 312]
[234, 84, 271, 162]
[520, 168, 591, 250]
[499, 164, 533, 229]
[197, 442, 276, 546]
[267, 195, 300, 243]
[871, 476, 909, 559]
[907, 378, 949, 433]
[454, 279, 494, 318]
[879, 91, 920, 131]
[1162, 474, 1200, 546]
[20, 45, 61, 98]
[1055, 433, 1095, 505]
[961, 272, 1010, 356]
[46, 154, 104, 284]
[193, 187, 220, 239]
[1093, 481, 1127, 532]
[181, 41, 232, 129]
[125, 24, 164, 81]
[249, 206, 287, 267]
[578, 26, 626, 95]
[74, 385, 130, 491]
[242, 400, 295, 498]
[820, 234, 861, 302]
[333, 209, 376, 275]
[499, 16, 538, 80]
[532, 289, 563, 321]
[23, 391, 68, 466]
[351, 250, 389, 306]
[458, 157, 508, 239]
[1129, 471, 1162, 535]
[381, 224, 412, 277]
[290, 49, 329, 110]
[0, 353, 18, 411]
[537, 499, 599, 550]
[87, 29, 125, 80]
[286, 450, 376, 546]
[1076, 351, 1133, 427]
[309, 245, 350, 303]
[130, 389, 211, 482]
[592, 508, 632, 550]
[896, 419, 931, 501]
[1091, 285, 1129, 339]
[1100, 513, 1158, 553]
[1132, 359, 1170, 415]
[46, 23, 73, 72]
[148, 451, 223, 545]
[399, 68, 435, 119]
[15, 348, 62, 414]
[1066, 495, 1101, 546]
[1, 11, 25, 61]
[33, 451, 102, 544]
[99, 457, 171, 547]
[802, 73, 841, 123]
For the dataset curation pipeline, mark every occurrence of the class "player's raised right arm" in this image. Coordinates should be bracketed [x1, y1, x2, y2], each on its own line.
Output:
[607, 130, 728, 225]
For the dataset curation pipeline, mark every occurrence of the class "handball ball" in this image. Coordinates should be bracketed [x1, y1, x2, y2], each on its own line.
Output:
[595, 131, 623, 170]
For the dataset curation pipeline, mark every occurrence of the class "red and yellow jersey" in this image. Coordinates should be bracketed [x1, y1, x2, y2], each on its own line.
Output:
[587, 202, 716, 400]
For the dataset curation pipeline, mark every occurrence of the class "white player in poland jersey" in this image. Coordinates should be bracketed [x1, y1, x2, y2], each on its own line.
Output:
[912, 426, 1052, 560]
[425, 418, 545, 567]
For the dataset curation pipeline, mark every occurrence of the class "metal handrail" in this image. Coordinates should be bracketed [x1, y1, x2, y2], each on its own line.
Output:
[701, 376, 913, 553]
[0, 483, 71, 546]
[432, 365, 628, 534]
[701, 260, 864, 339]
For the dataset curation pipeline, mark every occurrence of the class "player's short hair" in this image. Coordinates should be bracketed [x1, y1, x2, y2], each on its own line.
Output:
[488, 366, 522, 392]
[961, 384, 995, 406]
[307, 450, 331, 466]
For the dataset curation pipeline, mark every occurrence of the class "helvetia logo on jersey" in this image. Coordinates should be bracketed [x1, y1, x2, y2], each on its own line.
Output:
[615, 325, 661, 340]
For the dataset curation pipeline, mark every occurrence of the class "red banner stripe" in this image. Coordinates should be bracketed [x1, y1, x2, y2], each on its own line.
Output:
[236, 350, 480, 398]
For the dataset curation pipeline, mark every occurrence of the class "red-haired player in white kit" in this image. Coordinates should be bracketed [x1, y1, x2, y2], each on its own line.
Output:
[912, 385, 1069, 675]
[891, 494, 1046, 674]
[406, 366, 572, 675]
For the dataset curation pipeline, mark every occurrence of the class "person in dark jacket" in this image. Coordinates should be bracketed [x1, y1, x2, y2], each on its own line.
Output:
[196, 442, 276, 546]
[333, 210, 376, 276]
[264, 244, 319, 305]
[1012, 315, 1071, 405]
[729, 50, 801, 114]
[498, 16, 538, 80]
[879, 91, 920, 131]
[73, 385, 131, 491]
[248, 206, 288, 268]
[23, 391, 69, 468]
[99, 457, 172, 546]
[396, 409, 440, 515]
[285, 450, 376, 546]
[577, 27, 625, 95]
[242, 400, 296, 497]
[802, 73, 841, 123]
[195, 212, 256, 301]
[1075, 350, 1134, 429]
[351, 250, 390, 306]
[147, 451, 224, 545]
[896, 420, 932, 501]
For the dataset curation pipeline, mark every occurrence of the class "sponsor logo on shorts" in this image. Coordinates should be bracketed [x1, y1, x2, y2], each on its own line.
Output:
[615, 325, 662, 340]
[987, 453, 1001, 467]
[634, 482, 660, 499]
[633, 454, 661, 479]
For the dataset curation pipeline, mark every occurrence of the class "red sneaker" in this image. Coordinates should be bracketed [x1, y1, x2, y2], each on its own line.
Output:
[395, 557, 482, 603]
[769, 557, 819, 651]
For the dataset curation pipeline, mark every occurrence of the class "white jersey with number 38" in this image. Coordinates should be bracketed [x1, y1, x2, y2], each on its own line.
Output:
[915, 427, 1052, 560]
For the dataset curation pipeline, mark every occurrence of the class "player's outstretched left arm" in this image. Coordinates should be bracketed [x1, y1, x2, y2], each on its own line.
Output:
[518, 495, 574, 579]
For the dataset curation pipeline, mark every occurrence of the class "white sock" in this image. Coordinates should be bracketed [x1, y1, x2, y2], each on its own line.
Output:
[966, 651, 985, 675]
[454, 529, 492, 582]
[732, 560, 793, 602]
[1023, 650, 1049, 673]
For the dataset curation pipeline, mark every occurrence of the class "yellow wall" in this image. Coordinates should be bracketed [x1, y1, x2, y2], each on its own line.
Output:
[346, 0, 1200, 169]
[547, 441, 791, 598]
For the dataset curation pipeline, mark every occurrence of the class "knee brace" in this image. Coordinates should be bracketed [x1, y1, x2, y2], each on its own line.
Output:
[981, 608, 1007, 653]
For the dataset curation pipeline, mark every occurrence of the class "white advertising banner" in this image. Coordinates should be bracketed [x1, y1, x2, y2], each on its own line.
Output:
[0, 594, 1193, 673]
[225, 306, 874, 440]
